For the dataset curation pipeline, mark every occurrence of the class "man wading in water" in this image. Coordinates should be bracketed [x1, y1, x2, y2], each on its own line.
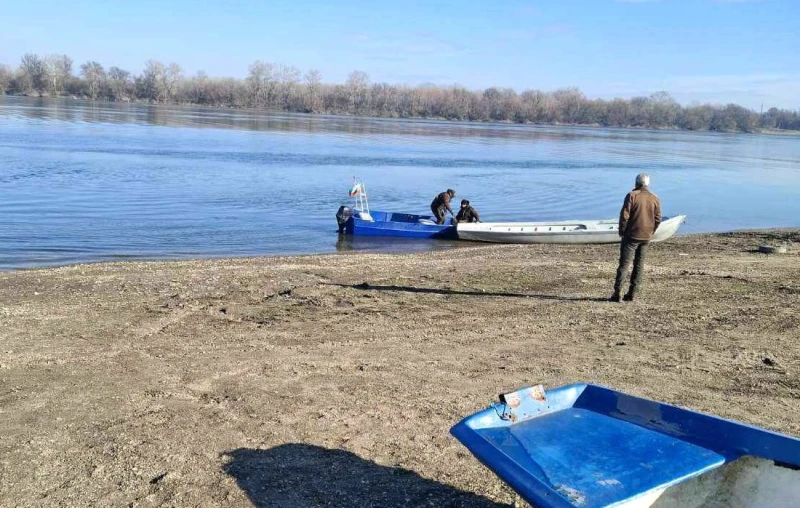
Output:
[610, 173, 662, 302]
[430, 189, 456, 225]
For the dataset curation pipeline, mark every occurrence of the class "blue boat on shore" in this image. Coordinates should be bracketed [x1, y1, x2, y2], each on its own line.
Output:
[451, 383, 800, 508]
[336, 178, 456, 239]
[336, 208, 456, 238]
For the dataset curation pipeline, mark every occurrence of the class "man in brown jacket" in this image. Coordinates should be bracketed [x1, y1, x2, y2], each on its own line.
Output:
[610, 173, 662, 302]
[430, 189, 456, 225]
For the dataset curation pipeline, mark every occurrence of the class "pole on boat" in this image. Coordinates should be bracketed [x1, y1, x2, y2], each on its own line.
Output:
[351, 175, 370, 215]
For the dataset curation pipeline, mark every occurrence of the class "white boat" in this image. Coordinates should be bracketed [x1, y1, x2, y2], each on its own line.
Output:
[456, 215, 686, 244]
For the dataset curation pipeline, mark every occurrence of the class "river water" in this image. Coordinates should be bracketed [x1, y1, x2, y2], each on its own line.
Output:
[1, 96, 799, 269]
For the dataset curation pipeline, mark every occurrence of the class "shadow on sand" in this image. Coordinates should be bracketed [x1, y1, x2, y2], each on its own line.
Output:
[222, 444, 508, 507]
[330, 282, 608, 303]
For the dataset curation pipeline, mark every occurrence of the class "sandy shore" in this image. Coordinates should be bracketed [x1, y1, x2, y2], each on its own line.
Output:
[1, 230, 799, 507]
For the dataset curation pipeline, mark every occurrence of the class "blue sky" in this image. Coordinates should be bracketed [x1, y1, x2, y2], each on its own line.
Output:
[1, 0, 797, 109]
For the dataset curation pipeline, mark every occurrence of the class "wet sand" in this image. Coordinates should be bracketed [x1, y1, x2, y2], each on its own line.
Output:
[1, 230, 798, 507]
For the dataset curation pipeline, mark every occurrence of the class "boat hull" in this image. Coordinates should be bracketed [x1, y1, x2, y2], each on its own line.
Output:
[341, 210, 456, 239]
[451, 383, 800, 508]
[456, 215, 686, 244]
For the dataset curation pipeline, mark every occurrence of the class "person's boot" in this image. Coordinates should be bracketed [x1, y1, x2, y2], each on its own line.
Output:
[623, 292, 635, 302]
[608, 293, 621, 303]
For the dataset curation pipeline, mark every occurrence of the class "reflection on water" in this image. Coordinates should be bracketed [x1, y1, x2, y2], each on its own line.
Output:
[1, 96, 730, 142]
[1, 96, 799, 270]
[334, 234, 465, 254]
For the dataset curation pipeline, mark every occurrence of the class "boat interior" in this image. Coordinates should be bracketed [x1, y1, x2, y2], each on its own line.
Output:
[358, 210, 442, 225]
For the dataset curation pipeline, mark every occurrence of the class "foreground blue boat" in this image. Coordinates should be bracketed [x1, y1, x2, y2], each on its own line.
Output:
[336, 178, 456, 239]
[336, 207, 456, 239]
[451, 383, 800, 508]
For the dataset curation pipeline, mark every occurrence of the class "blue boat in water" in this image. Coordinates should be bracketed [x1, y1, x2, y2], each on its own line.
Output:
[336, 209, 456, 239]
[336, 178, 456, 239]
[451, 383, 800, 508]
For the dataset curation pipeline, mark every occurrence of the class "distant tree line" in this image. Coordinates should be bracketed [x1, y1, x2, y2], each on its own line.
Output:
[2, 53, 799, 133]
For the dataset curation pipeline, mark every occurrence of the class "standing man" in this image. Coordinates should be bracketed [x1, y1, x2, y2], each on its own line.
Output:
[430, 189, 456, 225]
[610, 173, 661, 302]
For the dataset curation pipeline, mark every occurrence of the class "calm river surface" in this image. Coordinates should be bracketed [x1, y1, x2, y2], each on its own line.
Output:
[1, 96, 799, 269]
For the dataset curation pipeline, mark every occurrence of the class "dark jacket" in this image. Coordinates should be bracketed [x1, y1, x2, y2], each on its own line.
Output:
[456, 205, 480, 223]
[431, 192, 453, 213]
[619, 186, 662, 241]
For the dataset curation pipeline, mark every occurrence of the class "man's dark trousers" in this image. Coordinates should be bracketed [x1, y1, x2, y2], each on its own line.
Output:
[431, 205, 446, 225]
[613, 238, 649, 298]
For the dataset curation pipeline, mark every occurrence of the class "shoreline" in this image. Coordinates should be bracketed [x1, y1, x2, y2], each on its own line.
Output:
[1, 228, 798, 506]
[3, 227, 800, 274]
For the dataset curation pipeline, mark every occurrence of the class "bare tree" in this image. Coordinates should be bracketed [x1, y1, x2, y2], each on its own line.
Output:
[648, 91, 679, 127]
[304, 69, 322, 113]
[0, 64, 12, 94]
[605, 98, 631, 127]
[345, 70, 369, 113]
[19, 53, 47, 94]
[276, 64, 300, 109]
[246, 61, 275, 108]
[140, 60, 165, 101]
[45, 54, 73, 95]
[188, 70, 209, 103]
[44, 56, 58, 95]
[678, 104, 714, 131]
[518, 90, 546, 122]
[80, 61, 106, 99]
[628, 96, 651, 127]
[552, 88, 586, 123]
[445, 86, 471, 120]
[108, 66, 132, 101]
[57, 55, 74, 94]
[162, 63, 182, 102]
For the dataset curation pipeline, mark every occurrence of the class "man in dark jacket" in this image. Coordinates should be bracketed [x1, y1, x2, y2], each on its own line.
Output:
[610, 173, 662, 302]
[430, 189, 456, 225]
[455, 199, 480, 223]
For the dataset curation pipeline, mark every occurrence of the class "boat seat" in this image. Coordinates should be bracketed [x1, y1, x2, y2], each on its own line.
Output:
[418, 218, 436, 225]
